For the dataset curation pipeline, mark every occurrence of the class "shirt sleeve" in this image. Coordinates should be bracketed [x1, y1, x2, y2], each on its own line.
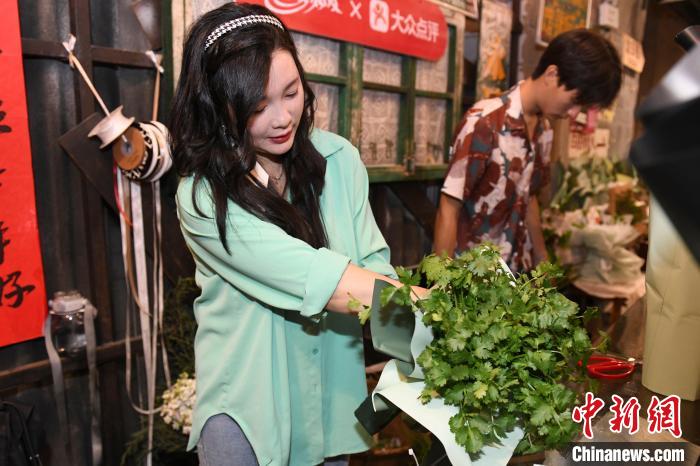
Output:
[441, 113, 494, 201]
[349, 147, 397, 280]
[176, 181, 350, 318]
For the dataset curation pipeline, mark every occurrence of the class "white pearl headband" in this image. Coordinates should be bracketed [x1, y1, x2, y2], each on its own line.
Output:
[204, 14, 285, 50]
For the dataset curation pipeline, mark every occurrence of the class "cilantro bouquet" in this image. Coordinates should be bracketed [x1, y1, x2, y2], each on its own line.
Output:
[380, 244, 598, 455]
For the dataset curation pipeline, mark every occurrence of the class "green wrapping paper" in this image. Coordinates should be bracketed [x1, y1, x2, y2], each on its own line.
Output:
[357, 280, 524, 465]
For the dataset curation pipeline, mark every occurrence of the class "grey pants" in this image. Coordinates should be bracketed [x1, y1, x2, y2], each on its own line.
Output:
[198, 414, 350, 466]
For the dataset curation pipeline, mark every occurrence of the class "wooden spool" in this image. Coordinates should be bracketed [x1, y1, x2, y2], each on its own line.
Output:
[112, 126, 146, 171]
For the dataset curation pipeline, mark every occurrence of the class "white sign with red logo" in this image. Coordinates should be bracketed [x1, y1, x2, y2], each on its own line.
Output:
[244, 0, 448, 61]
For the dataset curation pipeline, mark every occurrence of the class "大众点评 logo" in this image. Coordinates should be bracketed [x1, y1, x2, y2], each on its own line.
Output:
[369, 0, 389, 32]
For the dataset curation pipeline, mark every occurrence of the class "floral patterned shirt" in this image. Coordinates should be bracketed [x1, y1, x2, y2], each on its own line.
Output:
[442, 83, 553, 271]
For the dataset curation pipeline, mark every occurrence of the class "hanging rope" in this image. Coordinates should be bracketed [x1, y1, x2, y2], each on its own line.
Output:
[62, 35, 130, 146]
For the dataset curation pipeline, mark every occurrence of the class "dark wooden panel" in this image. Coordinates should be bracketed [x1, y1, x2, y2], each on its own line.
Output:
[67, 1, 124, 460]
[58, 113, 117, 211]
[636, 2, 692, 138]
[69, 0, 95, 120]
[387, 182, 436, 240]
[386, 187, 406, 266]
[162, 201, 196, 279]
[15, 0, 183, 463]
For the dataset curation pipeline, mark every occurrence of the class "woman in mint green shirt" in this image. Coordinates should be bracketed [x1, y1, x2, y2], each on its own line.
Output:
[170, 4, 426, 465]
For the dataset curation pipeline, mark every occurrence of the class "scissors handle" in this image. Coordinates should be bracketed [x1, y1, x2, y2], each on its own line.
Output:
[588, 363, 634, 379]
[579, 355, 635, 380]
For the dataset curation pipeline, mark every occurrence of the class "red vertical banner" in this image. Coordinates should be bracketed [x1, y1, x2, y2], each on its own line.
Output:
[0, 0, 48, 346]
[244, 0, 448, 61]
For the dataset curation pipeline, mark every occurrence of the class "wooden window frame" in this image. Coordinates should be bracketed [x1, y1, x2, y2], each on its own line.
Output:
[300, 11, 467, 183]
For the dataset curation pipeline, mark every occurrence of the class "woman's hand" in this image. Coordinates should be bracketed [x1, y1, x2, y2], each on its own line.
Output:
[410, 285, 431, 302]
[326, 263, 429, 314]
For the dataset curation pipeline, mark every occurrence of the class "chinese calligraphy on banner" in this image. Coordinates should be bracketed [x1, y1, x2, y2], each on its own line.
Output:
[244, 0, 448, 61]
[537, 0, 591, 47]
[476, 0, 512, 100]
[0, 0, 47, 347]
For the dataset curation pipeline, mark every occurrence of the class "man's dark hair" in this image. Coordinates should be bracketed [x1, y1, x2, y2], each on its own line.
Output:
[532, 29, 622, 108]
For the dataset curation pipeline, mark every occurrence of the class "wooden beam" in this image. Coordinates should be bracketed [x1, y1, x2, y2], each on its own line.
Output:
[0, 337, 142, 391]
[20, 39, 156, 69]
[21, 38, 66, 60]
[91, 46, 156, 68]
[368, 164, 447, 183]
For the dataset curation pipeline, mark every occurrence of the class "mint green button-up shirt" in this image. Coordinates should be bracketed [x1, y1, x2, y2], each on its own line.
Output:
[176, 129, 396, 465]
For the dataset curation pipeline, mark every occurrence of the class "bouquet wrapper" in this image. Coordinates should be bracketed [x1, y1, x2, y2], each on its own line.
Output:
[355, 280, 523, 465]
[570, 223, 644, 285]
[643, 200, 700, 401]
[569, 224, 646, 308]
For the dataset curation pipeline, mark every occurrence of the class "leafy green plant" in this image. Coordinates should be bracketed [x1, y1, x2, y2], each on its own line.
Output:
[550, 158, 614, 212]
[378, 244, 603, 455]
[162, 277, 199, 377]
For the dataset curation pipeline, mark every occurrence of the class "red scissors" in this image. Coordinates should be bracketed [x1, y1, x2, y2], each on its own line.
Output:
[578, 355, 636, 379]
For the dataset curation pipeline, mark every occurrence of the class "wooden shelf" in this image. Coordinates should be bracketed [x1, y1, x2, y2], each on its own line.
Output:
[368, 164, 447, 183]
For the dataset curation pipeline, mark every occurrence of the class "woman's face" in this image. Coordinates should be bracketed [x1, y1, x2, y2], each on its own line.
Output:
[247, 49, 305, 157]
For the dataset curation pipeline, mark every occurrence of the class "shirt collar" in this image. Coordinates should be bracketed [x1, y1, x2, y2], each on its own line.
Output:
[248, 128, 342, 187]
[505, 81, 525, 120]
[309, 128, 343, 158]
[503, 81, 551, 142]
[251, 162, 270, 187]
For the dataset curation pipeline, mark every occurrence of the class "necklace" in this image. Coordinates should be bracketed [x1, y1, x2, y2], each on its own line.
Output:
[257, 158, 284, 183]
[268, 169, 284, 182]
[268, 168, 286, 195]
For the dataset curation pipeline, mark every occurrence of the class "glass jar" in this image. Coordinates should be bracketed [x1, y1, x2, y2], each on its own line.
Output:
[49, 291, 87, 357]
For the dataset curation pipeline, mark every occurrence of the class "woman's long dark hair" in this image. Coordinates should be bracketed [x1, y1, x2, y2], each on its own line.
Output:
[170, 3, 328, 253]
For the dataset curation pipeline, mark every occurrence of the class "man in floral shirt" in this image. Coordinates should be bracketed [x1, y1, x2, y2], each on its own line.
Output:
[434, 29, 621, 271]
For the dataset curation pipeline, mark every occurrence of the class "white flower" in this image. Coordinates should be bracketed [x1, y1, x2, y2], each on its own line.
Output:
[160, 373, 196, 435]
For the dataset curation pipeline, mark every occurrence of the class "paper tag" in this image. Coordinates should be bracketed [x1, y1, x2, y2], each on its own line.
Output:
[599, 3, 619, 29]
[622, 33, 645, 73]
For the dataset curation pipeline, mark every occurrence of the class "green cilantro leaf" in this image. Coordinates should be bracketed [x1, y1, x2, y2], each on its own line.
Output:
[380, 243, 599, 456]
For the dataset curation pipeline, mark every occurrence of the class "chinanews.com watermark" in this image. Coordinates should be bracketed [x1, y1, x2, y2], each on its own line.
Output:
[561, 392, 694, 465]
[562, 442, 689, 465]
